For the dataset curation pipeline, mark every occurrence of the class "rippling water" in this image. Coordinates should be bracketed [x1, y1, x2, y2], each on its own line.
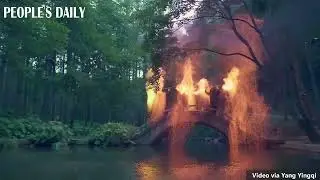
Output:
[0, 146, 320, 180]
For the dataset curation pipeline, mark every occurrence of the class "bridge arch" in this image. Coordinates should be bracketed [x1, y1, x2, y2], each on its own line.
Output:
[135, 110, 230, 145]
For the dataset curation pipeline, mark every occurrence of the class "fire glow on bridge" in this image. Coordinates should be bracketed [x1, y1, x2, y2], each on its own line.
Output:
[139, 2, 274, 178]
[146, 54, 269, 145]
[145, 14, 270, 151]
[176, 58, 210, 111]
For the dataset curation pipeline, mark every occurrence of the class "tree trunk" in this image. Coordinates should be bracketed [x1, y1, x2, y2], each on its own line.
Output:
[290, 60, 320, 143]
[85, 95, 91, 125]
[50, 52, 57, 121]
[0, 58, 8, 111]
[304, 52, 320, 117]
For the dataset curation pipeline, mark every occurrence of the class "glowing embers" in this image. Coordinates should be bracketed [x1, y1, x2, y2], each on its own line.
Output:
[176, 59, 210, 111]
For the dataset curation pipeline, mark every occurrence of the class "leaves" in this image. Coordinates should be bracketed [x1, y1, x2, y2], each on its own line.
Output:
[90, 122, 138, 146]
[0, 0, 172, 125]
[0, 118, 73, 145]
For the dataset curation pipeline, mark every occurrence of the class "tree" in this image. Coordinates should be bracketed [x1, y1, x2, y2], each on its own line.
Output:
[170, 0, 320, 142]
[0, 0, 172, 126]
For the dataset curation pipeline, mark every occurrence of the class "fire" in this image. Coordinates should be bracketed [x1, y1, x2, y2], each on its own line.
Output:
[176, 59, 195, 96]
[194, 78, 210, 96]
[223, 65, 269, 147]
[222, 67, 240, 97]
[176, 59, 197, 110]
[145, 68, 166, 123]
[176, 59, 210, 111]
[146, 87, 156, 112]
[146, 69, 156, 112]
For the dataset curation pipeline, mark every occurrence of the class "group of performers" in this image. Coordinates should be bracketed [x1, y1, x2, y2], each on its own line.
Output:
[164, 83, 227, 115]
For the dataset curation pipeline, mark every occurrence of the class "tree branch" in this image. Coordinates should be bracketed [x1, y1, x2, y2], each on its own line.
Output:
[183, 47, 257, 63]
[241, 0, 271, 60]
[222, 2, 263, 68]
[241, 0, 260, 31]
[217, 14, 256, 30]
[172, 15, 258, 32]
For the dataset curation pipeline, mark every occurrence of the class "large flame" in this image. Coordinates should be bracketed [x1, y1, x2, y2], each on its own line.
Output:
[139, 13, 271, 179]
[146, 68, 166, 124]
[146, 87, 156, 112]
[223, 65, 269, 147]
[146, 69, 156, 112]
[216, 14, 269, 148]
[176, 59, 197, 110]
[222, 67, 240, 97]
[176, 59, 210, 111]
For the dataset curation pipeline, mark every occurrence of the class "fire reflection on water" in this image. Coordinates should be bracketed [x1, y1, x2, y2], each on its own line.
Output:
[135, 148, 273, 180]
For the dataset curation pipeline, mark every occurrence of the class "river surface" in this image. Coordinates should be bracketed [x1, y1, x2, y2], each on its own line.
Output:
[0, 146, 320, 180]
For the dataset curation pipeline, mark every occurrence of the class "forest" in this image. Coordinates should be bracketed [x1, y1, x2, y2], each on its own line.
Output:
[1, 0, 320, 180]
[0, 0, 320, 149]
[0, 0, 173, 146]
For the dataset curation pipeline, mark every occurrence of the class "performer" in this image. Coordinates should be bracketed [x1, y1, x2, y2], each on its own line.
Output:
[206, 85, 226, 116]
[164, 86, 177, 109]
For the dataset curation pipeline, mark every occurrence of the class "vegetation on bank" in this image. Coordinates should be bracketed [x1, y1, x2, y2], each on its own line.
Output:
[0, 117, 138, 150]
[89, 123, 138, 147]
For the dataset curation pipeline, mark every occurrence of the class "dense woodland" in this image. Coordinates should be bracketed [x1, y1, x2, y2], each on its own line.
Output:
[0, 0, 172, 126]
[0, 0, 320, 145]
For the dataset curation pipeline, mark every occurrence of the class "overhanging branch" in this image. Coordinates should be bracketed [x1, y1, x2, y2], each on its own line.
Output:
[172, 15, 258, 32]
[241, 0, 271, 60]
[222, 3, 263, 68]
[183, 47, 262, 66]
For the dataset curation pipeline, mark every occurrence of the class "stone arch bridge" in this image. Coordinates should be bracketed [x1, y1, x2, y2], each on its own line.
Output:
[133, 108, 284, 146]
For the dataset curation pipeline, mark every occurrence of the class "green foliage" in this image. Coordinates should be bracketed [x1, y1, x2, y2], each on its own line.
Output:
[72, 121, 99, 137]
[0, 118, 139, 148]
[0, 118, 73, 145]
[89, 123, 138, 147]
[0, 0, 171, 125]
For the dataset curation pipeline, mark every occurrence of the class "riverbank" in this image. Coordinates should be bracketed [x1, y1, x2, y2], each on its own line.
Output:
[0, 117, 138, 150]
[276, 136, 320, 153]
[1, 117, 320, 154]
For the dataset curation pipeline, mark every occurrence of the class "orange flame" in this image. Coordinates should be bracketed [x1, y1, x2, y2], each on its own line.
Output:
[176, 59, 210, 111]
[146, 69, 156, 112]
[176, 59, 196, 110]
[146, 68, 166, 123]
[222, 67, 240, 98]
[194, 78, 210, 96]
[223, 65, 269, 148]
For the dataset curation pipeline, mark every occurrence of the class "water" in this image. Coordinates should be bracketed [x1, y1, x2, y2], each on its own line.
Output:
[1, 146, 320, 180]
